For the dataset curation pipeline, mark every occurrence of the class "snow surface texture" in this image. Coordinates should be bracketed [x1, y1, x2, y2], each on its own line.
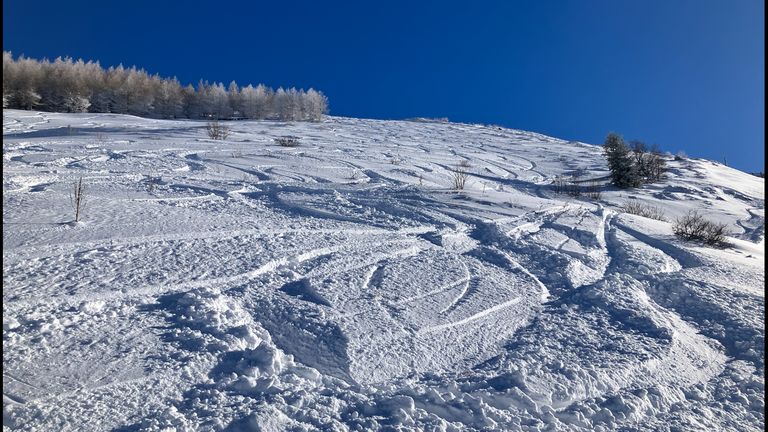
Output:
[3, 110, 764, 431]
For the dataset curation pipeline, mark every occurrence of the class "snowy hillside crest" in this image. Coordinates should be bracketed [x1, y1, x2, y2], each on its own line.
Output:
[3, 110, 764, 431]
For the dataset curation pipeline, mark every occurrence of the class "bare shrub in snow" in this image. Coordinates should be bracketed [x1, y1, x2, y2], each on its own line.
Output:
[452, 163, 469, 190]
[567, 178, 581, 197]
[95, 127, 107, 142]
[631, 140, 667, 183]
[552, 175, 567, 194]
[620, 200, 666, 221]
[629, 139, 648, 159]
[672, 209, 731, 247]
[146, 167, 159, 192]
[552, 175, 582, 197]
[585, 178, 602, 200]
[641, 153, 667, 183]
[276, 136, 300, 147]
[205, 121, 229, 140]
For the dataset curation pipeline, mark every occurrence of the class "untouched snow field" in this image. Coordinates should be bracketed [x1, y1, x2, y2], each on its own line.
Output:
[3, 110, 764, 431]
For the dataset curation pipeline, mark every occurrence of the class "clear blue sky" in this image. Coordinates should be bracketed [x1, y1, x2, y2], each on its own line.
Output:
[4, 0, 764, 173]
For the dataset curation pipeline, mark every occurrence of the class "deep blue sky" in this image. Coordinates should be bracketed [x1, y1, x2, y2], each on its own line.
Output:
[4, 0, 764, 173]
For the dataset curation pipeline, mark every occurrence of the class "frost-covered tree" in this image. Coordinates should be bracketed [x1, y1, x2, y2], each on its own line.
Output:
[192, 79, 213, 118]
[274, 87, 304, 121]
[93, 64, 128, 113]
[153, 77, 183, 118]
[122, 67, 156, 116]
[302, 88, 329, 122]
[227, 81, 242, 118]
[194, 82, 208, 117]
[99, 65, 155, 115]
[2, 51, 11, 107]
[3, 52, 44, 110]
[209, 82, 232, 120]
[87, 63, 114, 113]
[2, 52, 326, 123]
[37, 57, 92, 113]
[240, 84, 273, 119]
[181, 84, 197, 118]
[80, 60, 107, 113]
[273, 87, 290, 120]
[603, 132, 641, 189]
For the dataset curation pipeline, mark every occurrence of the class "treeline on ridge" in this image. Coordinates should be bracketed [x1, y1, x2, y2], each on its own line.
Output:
[2, 51, 328, 122]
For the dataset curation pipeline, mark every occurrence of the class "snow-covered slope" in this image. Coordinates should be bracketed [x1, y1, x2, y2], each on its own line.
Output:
[3, 110, 764, 431]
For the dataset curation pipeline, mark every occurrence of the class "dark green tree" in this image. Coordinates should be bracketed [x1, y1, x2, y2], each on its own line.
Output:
[603, 132, 641, 188]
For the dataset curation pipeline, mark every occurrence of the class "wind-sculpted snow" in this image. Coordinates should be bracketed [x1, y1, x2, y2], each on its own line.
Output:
[3, 110, 764, 431]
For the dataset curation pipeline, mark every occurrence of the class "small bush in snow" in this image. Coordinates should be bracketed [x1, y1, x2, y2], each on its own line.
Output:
[551, 175, 567, 194]
[585, 178, 602, 200]
[276, 136, 299, 147]
[552, 175, 581, 197]
[552, 175, 602, 199]
[672, 209, 731, 247]
[146, 167, 159, 192]
[94, 127, 107, 143]
[674, 150, 688, 161]
[620, 200, 666, 221]
[205, 121, 229, 140]
[452, 163, 469, 190]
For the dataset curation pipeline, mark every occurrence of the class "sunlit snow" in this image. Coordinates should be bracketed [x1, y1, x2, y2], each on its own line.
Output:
[3, 110, 764, 431]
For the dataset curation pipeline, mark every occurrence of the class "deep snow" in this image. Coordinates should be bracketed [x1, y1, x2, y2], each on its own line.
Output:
[3, 110, 764, 431]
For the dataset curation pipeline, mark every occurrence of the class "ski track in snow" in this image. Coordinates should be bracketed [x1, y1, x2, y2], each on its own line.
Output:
[421, 297, 523, 334]
[2, 110, 764, 432]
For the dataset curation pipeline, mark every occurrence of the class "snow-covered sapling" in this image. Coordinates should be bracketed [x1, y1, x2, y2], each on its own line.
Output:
[70, 176, 86, 222]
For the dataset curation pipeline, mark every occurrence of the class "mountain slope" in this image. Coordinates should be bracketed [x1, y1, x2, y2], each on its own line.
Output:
[3, 110, 764, 431]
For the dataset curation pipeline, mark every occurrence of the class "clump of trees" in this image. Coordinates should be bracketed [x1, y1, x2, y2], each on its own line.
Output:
[2, 51, 328, 122]
[602, 132, 667, 189]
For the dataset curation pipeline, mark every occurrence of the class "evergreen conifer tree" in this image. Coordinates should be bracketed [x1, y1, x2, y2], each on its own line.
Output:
[603, 132, 641, 188]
